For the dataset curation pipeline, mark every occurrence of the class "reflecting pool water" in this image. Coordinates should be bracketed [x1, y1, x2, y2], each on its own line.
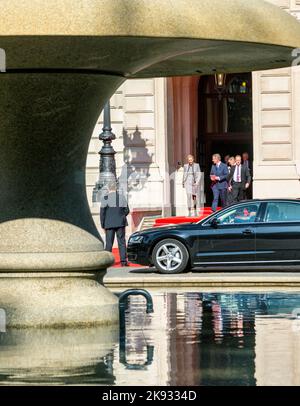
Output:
[1, 290, 300, 386]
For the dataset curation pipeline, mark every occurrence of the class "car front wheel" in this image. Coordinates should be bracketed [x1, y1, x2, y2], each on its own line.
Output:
[152, 239, 189, 274]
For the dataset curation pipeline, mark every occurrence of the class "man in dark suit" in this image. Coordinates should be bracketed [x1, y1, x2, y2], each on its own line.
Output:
[242, 151, 251, 199]
[227, 155, 251, 204]
[242, 152, 250, 171]
[100, 182, 130, 267]
[210, 154, 228, 211]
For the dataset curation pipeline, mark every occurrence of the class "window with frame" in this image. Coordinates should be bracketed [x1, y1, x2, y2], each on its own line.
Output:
[216, 203, 260, 225]
[264, 202, 300, 223]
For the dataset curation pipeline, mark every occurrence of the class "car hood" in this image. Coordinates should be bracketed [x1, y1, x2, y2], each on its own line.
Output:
[134, 223, 195, 236]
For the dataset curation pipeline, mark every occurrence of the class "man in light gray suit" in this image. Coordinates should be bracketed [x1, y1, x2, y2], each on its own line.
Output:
[182, 155, 201, 216]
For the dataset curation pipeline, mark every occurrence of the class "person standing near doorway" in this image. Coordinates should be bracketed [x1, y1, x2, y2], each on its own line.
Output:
[210, 154, 228, 212]
[228, 156, 236, 168]
[182, 155, 201, 217]
[242, 151, 251, 199]
[242, 152, 250, 170]
[100, 181, 130, 267]
[226, 156, 236, 206]
[227, 155, 251, 204]
[224, 155, 230, 166]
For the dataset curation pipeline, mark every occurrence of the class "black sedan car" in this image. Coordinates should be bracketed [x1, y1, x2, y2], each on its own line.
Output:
[127, 199, 300, 274]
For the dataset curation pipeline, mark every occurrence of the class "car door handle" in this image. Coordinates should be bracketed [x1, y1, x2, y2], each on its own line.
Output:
[242, 229, 254, 235]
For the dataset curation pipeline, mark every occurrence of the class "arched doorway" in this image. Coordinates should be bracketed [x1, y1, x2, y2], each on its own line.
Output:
[198, 73, 253, 205]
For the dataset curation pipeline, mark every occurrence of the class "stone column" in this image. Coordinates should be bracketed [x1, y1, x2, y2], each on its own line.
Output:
[252, 67, 300, 198]
[0, 72, 124, 327]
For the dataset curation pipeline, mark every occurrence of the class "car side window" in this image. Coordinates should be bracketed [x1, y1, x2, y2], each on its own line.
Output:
[216, 203, 260, 225]
[264, 202, 300, 223]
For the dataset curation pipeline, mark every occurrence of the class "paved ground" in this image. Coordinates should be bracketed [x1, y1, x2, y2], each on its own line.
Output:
[104, 266, 300, 289]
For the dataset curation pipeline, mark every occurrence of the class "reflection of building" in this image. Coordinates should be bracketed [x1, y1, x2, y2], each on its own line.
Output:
[112, 291, 261, 386]
[0, 291, 298, 385]
[112, 290, 170, 386]
[255, 317, 300, 386]
[254, 293, 300, 386]
[167, 293, 203, 386]
[111, 290, 300, 386]
[86, 1, 300, 235]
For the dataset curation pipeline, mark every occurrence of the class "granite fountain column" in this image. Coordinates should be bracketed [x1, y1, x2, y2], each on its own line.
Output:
[0, 72, 124, 327]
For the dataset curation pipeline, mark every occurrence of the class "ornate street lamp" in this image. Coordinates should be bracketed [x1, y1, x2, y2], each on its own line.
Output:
[93, 100, 117, 202]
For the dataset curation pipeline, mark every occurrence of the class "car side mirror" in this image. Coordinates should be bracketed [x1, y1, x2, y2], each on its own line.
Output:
[210, 218, 220, 228]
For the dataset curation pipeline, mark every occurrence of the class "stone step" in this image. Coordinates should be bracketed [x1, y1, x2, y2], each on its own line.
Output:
[139, 216, 160, 231]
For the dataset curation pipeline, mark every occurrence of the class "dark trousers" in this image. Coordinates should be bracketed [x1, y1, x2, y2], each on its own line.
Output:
[232, 182, 245, 204]
[212, 187, 227, 212]
[105, 227, 127, 264]
[226, 189, 234, 206]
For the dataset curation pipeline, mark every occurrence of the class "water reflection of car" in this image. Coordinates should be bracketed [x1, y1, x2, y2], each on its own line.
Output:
[127, 199, 300, 274]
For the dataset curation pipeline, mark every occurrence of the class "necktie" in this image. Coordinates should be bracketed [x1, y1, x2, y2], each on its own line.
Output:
[237, 165, 241, 182]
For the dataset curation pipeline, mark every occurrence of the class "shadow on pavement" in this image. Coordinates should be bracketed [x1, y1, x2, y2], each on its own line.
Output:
[128, 267, 159, 274]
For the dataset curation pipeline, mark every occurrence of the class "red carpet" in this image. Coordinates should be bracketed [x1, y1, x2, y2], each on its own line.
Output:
[112, 208, 219, 267]
[112, 248, 141, 268]
[154, 207, 221, 227]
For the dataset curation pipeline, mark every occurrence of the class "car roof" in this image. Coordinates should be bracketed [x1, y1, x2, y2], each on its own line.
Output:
[240, 199, 300, 203]
[213, 198, 300, 212]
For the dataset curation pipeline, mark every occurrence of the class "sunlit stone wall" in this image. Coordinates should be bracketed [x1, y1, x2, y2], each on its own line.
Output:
[255, 316, 300, 386]
[252, 0, 300, 198]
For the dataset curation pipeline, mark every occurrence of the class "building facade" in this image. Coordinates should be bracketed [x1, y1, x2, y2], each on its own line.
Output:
[86, 0, 300, 237]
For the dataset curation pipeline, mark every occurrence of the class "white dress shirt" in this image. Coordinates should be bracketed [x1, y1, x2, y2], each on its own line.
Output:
[233, 164, 242, 183]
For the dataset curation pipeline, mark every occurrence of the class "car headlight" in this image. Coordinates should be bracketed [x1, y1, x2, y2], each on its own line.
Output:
[129, 235, 144, 243]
